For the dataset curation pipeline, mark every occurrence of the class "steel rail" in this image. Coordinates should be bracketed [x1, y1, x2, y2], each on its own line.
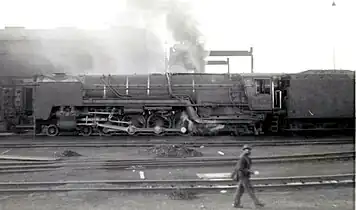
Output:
[0, 136, 352, 141]
[0, 140, 353, 148]
[1, 151, 353, 164]
[0, 139, 352, 145]
[0, 151, 353, 165]
[2, 139, 351, 144]
[0, 135, 352, 141]
[0, 152, 353, 173]
[0, 174, 353, 193]
[0, 135, 351, 140]
[0, 135, 351, 139]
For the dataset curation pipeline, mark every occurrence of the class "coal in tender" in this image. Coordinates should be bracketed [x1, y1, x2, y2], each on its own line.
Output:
[147, 144, 203, 158]
[168, 189, 198, 200]
[60, 150, 82, 157]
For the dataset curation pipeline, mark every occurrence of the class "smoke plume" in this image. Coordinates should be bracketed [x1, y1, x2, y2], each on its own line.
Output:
[0, 0, 208, 77]
[127, 0, 208, 73]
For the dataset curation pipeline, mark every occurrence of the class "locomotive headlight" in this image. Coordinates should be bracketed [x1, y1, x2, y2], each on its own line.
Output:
[180, 127, 187, 133]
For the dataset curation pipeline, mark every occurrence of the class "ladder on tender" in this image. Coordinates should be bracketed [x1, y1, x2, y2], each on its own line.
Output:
[270, 115, 279, 133]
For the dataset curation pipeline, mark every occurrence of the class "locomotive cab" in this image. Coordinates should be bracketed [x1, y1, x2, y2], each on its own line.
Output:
[239, 73, 283, 111]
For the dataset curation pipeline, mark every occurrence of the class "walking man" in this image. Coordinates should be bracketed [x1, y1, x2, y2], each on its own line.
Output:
[231, 145, 265, 208]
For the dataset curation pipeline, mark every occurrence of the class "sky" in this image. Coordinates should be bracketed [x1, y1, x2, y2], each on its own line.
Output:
[0, 0, 355, 73]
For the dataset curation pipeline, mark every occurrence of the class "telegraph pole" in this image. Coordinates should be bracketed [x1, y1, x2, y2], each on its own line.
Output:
[164, 41, 169, 72]
[332, 1, 336, 69]
[32, 75, 37, 140]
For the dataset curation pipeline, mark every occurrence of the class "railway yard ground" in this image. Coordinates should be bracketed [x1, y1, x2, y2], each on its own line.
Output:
[0, 135, 354, 210]
[0, 188, 353, 210]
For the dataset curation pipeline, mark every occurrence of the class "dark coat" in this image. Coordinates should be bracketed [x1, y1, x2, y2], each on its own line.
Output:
[231, 153, 252, 181]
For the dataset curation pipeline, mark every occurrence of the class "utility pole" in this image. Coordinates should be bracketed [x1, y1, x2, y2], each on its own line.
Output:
[333, 47, 336, 70]
[32, 75, 37, 140]
[332, 1, 336, 69]
[164, 41, 169, 73]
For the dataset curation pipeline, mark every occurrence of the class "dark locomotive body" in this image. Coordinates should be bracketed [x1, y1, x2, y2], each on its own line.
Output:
[0, 70, 354, 136]
[278, 70, 355, 134]
[0, 77, 35, 132]
[14, 73, 281, 136]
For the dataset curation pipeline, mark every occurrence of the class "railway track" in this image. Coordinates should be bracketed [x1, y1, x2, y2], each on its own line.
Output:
[0, 138, 353, 148]
[0, 174, 353, 193]
[0, 135, 352, 142]
[0, 151, 353, 173]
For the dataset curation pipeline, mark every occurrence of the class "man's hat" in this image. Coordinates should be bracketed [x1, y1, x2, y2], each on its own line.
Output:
[242, 144, 252, 151]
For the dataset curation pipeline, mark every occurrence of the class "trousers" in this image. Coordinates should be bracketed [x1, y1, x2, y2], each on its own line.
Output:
[233, 175, 260, 206]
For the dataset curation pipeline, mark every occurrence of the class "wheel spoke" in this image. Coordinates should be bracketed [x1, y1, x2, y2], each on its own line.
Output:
[80, 126, 92, 136]
[46, 124, 59, 137]
[147, 115, 172, 129]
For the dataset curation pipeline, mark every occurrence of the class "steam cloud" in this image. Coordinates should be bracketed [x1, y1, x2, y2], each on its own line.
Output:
[0, 0, 208, 77]
[0, 27, 165, 76]
[128, 0, 209, 73]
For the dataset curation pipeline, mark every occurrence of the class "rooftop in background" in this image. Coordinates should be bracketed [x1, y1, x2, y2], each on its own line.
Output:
[300, 69, 355, 74]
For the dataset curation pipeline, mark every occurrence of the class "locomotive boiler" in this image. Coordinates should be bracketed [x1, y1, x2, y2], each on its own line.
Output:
[0, 72, 283, 136]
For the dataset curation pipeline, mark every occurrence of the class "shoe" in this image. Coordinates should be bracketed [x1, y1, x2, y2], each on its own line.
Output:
[232, 204, 244, 208]
[255, 203, 265, 208]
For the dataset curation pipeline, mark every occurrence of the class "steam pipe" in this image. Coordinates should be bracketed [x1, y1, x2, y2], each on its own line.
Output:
[107, 75, 131, 98]
[165, 73, 174, 96]
[271, 78, 275, 109]
[100, 76, 120, 98]
[182, 100, 219, 124]
[227, 58, 231, 79]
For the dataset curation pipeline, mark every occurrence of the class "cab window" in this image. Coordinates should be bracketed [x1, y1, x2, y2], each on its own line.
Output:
[255, 79, 271, 94]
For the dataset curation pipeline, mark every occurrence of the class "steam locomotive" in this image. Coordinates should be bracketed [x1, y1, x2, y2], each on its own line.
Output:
[0, 69, 354, 136]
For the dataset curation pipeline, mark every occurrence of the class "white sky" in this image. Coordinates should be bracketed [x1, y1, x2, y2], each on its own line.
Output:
[0, 0, 355, 73]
